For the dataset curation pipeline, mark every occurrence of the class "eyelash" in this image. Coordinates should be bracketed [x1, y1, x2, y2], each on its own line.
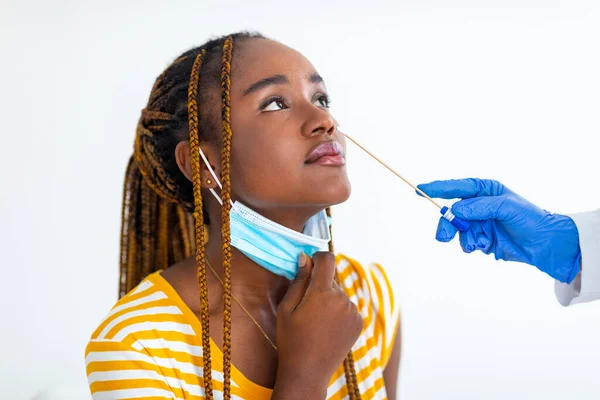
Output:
[259, 96, 287, 111]
[259, 94, 332, 111]
[316, 94, 332, 108]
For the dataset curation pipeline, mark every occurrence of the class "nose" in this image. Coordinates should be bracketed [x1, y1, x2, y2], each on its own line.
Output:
[300, 106, 336, 138]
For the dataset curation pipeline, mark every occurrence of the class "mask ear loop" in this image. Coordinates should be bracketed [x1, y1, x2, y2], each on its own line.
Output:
[198, 148, 234, 207]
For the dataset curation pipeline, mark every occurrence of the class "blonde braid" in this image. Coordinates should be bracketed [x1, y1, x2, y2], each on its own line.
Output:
[327, 207, 362, 399]
[177, 206, 193, 257]
[124, 163, 142, 294]
[219, 36, 235, 400]
[187, 49, 215, 400]
[156, 201, 170, 270]
[119, 157, 135, 297]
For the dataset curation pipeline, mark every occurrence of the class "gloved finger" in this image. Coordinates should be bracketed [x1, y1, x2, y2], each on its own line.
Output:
[452, 195, 517, 221]
[417, 178, 507, 199]
[435, 217, 459, 242]
[474, 220, 494, 254]
[458, 228, 477, 253]
[458, 221, 493, 253]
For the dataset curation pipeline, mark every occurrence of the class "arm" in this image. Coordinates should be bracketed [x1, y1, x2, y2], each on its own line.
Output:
[85, 339, 177, 399]
[383, 321, 402, 400]
[555, 210, 600, 306]
[274, 323, 403, 400]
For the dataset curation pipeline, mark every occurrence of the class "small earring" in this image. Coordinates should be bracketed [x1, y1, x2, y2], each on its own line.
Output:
[206, 179, 212, 185]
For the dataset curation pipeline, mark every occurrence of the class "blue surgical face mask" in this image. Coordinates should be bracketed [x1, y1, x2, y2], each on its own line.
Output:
[229, 202, 330, 280]
[198, 149, 332, 280]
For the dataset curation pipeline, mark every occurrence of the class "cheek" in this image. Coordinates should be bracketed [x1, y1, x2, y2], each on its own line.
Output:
[230, 122, 303, 194]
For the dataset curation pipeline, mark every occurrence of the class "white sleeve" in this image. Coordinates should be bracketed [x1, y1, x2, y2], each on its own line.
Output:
[555, 210, 600, 306]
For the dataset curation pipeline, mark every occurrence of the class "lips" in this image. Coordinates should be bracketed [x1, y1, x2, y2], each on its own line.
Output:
[305, 141, 345, 164]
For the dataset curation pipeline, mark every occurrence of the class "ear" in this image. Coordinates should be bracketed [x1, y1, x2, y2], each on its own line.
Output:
[175, 141, 221, 189]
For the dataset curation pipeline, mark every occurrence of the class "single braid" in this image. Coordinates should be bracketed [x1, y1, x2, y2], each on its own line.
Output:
[119, 157, 135, 297]
[140, 183, 154, 278]
[187, 49, 215, 400]
[177, 206, 193, 257]
[156, 201, 170, 270]
[219, 36, 235, 400]
[327, 207, 362, 399]
[125, 163, 142, 294]
[171, 225, 184, 262]
[326, 208, 335, 256]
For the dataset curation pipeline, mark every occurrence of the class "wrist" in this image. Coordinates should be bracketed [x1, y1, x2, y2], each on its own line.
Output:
[559, 215, 582, 284]
[539, 213, 581, 283]
[566, 250, 582, 282]
[273, 367, 329, 400]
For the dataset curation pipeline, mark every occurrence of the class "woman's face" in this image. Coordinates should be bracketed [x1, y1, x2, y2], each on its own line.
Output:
[228, 38, 351, 217]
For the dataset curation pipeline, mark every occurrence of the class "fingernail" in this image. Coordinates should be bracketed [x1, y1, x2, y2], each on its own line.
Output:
[298, 253, 307, 267]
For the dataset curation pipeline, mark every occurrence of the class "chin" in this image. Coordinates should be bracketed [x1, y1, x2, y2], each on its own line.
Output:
[320, 178, 352, 207]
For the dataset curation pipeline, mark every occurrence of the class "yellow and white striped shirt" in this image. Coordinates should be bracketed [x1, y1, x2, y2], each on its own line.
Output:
[85, 255, 400, 399]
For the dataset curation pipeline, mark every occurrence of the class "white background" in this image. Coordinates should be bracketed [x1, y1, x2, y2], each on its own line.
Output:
[1, 0, 600, 399]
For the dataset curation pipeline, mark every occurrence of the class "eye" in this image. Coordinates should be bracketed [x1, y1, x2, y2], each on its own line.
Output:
[261, 96, 288, 112]
[314, 94, 331, 109]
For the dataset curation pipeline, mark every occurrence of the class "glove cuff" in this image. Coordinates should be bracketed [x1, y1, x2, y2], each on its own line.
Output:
[545, 214, 581, 283]
[566, 251, 582, 284]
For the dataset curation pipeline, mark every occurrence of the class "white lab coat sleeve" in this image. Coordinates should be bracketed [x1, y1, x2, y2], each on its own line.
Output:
[555, 209, 600, 306]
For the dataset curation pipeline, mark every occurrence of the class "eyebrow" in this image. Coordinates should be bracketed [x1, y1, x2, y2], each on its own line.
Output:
[243, 74, 288, 96]
[242, 72, 326, 96]
[309, 72, 324, 84]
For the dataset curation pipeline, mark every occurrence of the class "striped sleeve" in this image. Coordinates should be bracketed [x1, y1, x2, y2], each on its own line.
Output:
[85, 338, 179, 400]
[367, 263, 401, 368]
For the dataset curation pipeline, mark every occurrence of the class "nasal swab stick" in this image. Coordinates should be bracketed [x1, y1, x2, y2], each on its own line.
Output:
[343, 133, 471, 232]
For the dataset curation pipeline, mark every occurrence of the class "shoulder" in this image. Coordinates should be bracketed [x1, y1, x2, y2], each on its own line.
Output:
[336, 254, 401, 367]
[336, 254, 395, 305]
[87, 273, 191, 347]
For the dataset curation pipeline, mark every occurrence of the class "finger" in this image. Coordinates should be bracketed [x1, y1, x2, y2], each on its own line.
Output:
[417, 179, 507, 199]
[476, 221, 494, 254]
[452, 195, 517, 221]
[332, 278, 342, 291]
[436, 218, 459, 242]
[304, 255, 315, 288]
[308, 251, 337, 292]
[459, 229, 476, 253]
[280, 253, 314, 309]
[458, 221, 493, 253]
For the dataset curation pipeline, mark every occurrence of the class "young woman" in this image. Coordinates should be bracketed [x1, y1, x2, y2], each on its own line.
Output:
[85, 32, 401, 400]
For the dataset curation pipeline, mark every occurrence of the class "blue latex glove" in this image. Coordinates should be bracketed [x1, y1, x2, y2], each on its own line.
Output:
[417, 178, 581, 283]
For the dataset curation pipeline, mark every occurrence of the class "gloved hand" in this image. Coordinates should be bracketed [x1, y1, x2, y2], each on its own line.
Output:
[417, 178, 581, 283]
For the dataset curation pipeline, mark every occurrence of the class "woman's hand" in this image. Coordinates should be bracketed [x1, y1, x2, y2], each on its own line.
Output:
[272, 252, 363, 399]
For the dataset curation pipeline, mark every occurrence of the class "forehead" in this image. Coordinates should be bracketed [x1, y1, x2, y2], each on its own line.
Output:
[232, 39, 318, 87]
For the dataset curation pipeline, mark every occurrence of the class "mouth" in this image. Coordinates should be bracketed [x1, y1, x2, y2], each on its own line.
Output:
[305, 141, 346, 166]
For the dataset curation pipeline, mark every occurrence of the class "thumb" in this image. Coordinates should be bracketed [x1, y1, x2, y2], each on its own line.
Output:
[436, 217, 459, 242]
[280, 253, 314, 311]
[452, 195, 515, 221]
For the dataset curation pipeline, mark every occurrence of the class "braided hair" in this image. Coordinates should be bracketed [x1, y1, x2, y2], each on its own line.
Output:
[120, 32, 361, 400]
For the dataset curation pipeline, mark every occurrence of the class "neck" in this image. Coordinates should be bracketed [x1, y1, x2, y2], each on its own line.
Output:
[205, 223, 291, 304]
[201, 200, 328, 303]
